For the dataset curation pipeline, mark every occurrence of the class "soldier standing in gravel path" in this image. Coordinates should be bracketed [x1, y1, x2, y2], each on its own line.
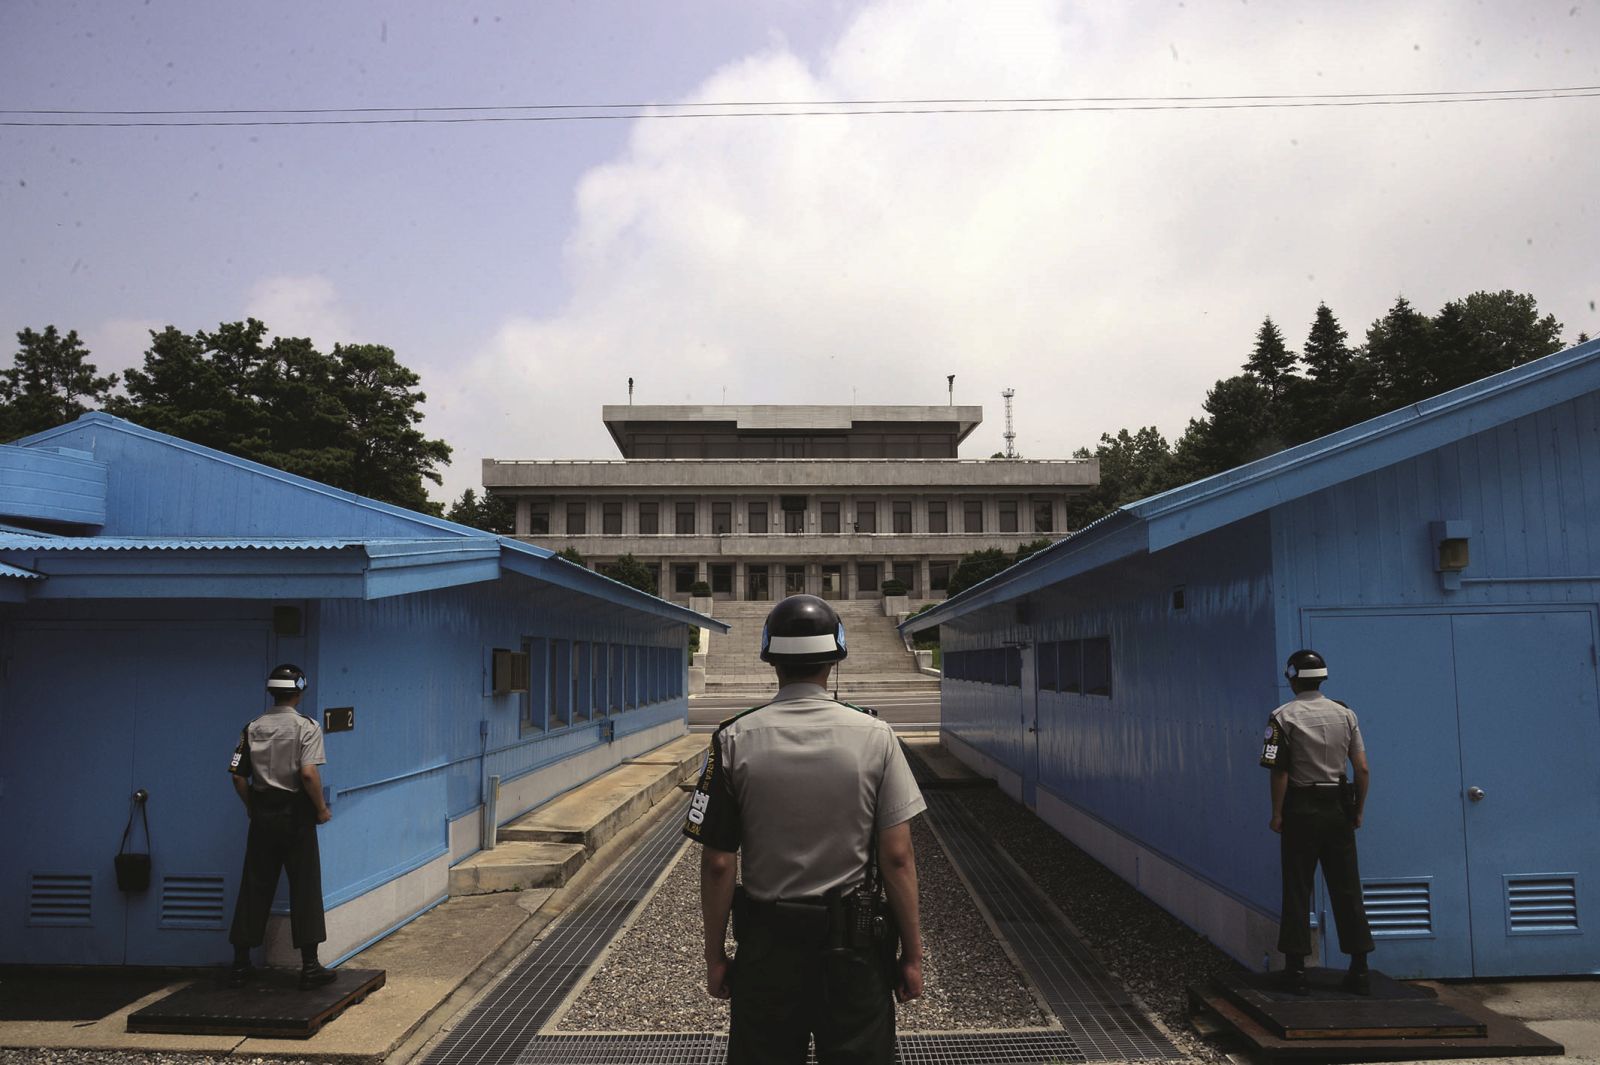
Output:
[684, 594, 926, 1065]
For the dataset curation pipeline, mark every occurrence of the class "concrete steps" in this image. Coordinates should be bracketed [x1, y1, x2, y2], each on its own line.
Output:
[448, 733, 708, 896]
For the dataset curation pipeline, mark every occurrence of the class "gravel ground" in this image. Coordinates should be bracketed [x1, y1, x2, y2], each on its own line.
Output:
[557, 817, 1049, 1033]
[957, 789, 1240, 1062]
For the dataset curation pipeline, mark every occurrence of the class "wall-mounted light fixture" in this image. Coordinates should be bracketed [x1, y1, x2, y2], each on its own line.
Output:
[1430, 520, 1472, 591]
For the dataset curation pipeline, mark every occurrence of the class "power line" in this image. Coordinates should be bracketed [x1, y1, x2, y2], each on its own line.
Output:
[2, 85, 1598, 128]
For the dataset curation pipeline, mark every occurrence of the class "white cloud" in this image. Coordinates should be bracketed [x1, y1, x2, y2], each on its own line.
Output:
[83, 317, 163, 378]
[431, 0, 1600, 502]
[244, 275, 357, 348]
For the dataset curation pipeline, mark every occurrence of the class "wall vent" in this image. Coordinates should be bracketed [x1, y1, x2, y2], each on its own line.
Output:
[1362, 878, 1433, 937]
[1506, 875, 1579, 935]
[29, 873, 92, 926]
[160, 874, 227, 929]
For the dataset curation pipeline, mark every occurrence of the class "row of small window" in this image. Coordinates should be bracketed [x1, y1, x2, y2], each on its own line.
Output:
[533, 497, 1054, 536]
[621, 432, 958, 459]
[656, 560, 956, 597]
[519, 638, 682, 732]
[944, 637, 1113, 697]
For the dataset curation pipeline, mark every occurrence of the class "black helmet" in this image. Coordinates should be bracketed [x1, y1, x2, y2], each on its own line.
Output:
[760, 595, 848, 666]
[1284, 649, 1328, 682]
[267, 663, 308, 693]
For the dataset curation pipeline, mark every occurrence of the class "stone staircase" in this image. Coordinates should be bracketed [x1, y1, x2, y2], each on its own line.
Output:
[447, 733, 707, 896]
[702, 600, 941, 694]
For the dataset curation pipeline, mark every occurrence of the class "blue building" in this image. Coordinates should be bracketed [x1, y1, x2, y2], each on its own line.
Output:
[904, 339, 1600, 979]
[0, 413, 722, 968]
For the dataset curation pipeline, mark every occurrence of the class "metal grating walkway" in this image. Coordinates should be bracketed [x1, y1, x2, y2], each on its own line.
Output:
[923, 792, 1177, 1060]
[424, 792, 1177, 1064]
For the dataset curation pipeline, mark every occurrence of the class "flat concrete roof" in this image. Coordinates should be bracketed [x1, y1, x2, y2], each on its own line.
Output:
[602, 405, 984, 452]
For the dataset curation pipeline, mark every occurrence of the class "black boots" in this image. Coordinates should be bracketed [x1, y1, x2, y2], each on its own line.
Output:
[300, 945, 337, 990]
[227, 946, 254, 988]
[1342, 953, 1372, 996]
[1279, 955, 1309, 996]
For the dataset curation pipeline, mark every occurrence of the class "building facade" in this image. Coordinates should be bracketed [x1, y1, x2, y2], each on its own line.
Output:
[483, 405, 1098, 602]
[904, 339, 1600, 980]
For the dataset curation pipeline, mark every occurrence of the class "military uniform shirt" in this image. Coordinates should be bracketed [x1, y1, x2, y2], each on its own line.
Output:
[1260, 691, 1363, 786]
[230, 705, 327, 793]
[683, 683, 926, 900]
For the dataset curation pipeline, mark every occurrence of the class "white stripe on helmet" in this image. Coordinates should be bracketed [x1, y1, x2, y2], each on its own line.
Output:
[765, 633, 841, 655]
[1292, 666, 1328, 678]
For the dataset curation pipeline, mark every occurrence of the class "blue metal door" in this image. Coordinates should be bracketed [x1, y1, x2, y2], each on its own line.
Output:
[1, 620, 271, 966]
[123, 622, 271, 966]
[1452, 611, 1600, 977]
[1309, 614, 1474, 977]
[0, 626, 138, 964]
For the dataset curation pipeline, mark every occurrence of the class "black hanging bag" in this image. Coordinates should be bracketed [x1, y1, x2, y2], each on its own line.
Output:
[115, 791, 152, 893]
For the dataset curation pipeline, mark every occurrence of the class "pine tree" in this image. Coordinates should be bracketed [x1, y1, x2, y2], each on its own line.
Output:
[1, 326, 119, 440]
[1246, 316, 1299, 399]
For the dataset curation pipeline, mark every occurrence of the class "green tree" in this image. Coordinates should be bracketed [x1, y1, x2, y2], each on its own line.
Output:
[1013, 537, 1055, 564]
[1172, 374, 1279, 482]
[1364, 295, 1437, 411]
[1245, 316, 1299, 400]
[945, 547, 1012, 598]
[557, 546, 586, 565]
[1291, 303, 1360, 441]
[445, 489, 515, 534]
[599, 553, 659, 596]
[1066, 426, 1176, 527]
[0, 326, 119, 440]
[109, 319, 451, 512]
[1429, 290, 1562, 393]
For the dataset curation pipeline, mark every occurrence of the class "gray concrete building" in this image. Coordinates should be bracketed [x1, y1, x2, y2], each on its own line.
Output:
[483, 405, 1098, 603]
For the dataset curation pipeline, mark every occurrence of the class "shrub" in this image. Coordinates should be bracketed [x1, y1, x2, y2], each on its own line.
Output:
[690, 580, 712, 596]
[881, 578, 908, 596]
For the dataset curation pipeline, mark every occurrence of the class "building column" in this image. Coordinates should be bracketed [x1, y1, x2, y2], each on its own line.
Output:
[919, 558, 931, 599]
[515, 498, 530, 536]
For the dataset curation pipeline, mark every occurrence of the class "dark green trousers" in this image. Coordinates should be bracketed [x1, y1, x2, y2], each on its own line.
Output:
[728, 922, 895, 1065]
[1278, 787, 1375, 958]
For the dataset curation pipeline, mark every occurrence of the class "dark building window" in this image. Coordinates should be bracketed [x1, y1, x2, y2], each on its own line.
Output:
[592, 644, 608, 715]
[1083, 636, 1112, 696]
[566, 502, 587, 535]
[602, 501, 622, 534]
[522, 637, 548, 732]
[610, 642, 625, 713]
[892, 562, 915, 592]
[675, 501, 696, 535]
[571, 641, 590, 722]
[1038, 641, 1058, 691]
[1005, 646, 1023, 687]
[858, 563, 880, 593]
[821, 564, 843, 598]
[963, 500, 983, 533]
[552, 638, 572, 726]
[856, 502, 877, 534]
[892, 501, 912, 533]
[927, 501, 948, 533]
[784, 509, 805, 534]
[710, 564, 733, 595]
[674, 564, 696, 594]
[1059, 640, 1083, 693]
[785, 565, 805, 595]
[748, 501, 769, 534]
[747, 565, 771, 600]
[529, 504, 551, 536]
[1033, 500, 1053, 533]
[712, 501, 732, 535]
[929, 561, 952, 592]
[821, 500, 841, 534]
[638, 502, 659, 535]
[998, 500, 1019, 533]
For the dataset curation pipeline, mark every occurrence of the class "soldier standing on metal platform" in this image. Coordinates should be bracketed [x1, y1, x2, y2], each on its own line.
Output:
[684, 594, 926, 1065]
[1261, 649, 1376, 995]
[226, 663, 337, 990]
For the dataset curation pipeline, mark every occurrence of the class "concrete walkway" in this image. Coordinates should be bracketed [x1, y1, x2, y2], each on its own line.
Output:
[0, 732, 708, 1064]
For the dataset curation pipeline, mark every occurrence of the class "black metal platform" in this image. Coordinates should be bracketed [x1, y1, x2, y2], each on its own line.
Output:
[126, 967, 385, 1039]
[1189, 969, 1564, 1061]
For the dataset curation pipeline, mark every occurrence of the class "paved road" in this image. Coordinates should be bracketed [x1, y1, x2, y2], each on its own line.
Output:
[688, 689, 941, 731]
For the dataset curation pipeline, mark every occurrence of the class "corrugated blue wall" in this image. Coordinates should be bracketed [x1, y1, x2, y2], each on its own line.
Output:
[943, 515, 1282, 913]
[315, 572, 687, 907]
[1272, 391, 1600, 619]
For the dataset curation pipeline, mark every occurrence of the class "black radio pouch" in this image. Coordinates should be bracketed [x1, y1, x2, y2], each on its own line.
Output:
[1338, 779, 1359, 823]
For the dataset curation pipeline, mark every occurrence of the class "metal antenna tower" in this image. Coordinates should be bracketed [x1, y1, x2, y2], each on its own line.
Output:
[1001, 388, 1017, 458]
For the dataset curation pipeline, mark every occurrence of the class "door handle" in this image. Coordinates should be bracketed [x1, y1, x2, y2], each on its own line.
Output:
[1467, 786, 1486, 802]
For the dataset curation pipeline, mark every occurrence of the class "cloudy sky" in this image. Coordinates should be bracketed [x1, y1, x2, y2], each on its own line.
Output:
[3, 0, 1597, 504]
